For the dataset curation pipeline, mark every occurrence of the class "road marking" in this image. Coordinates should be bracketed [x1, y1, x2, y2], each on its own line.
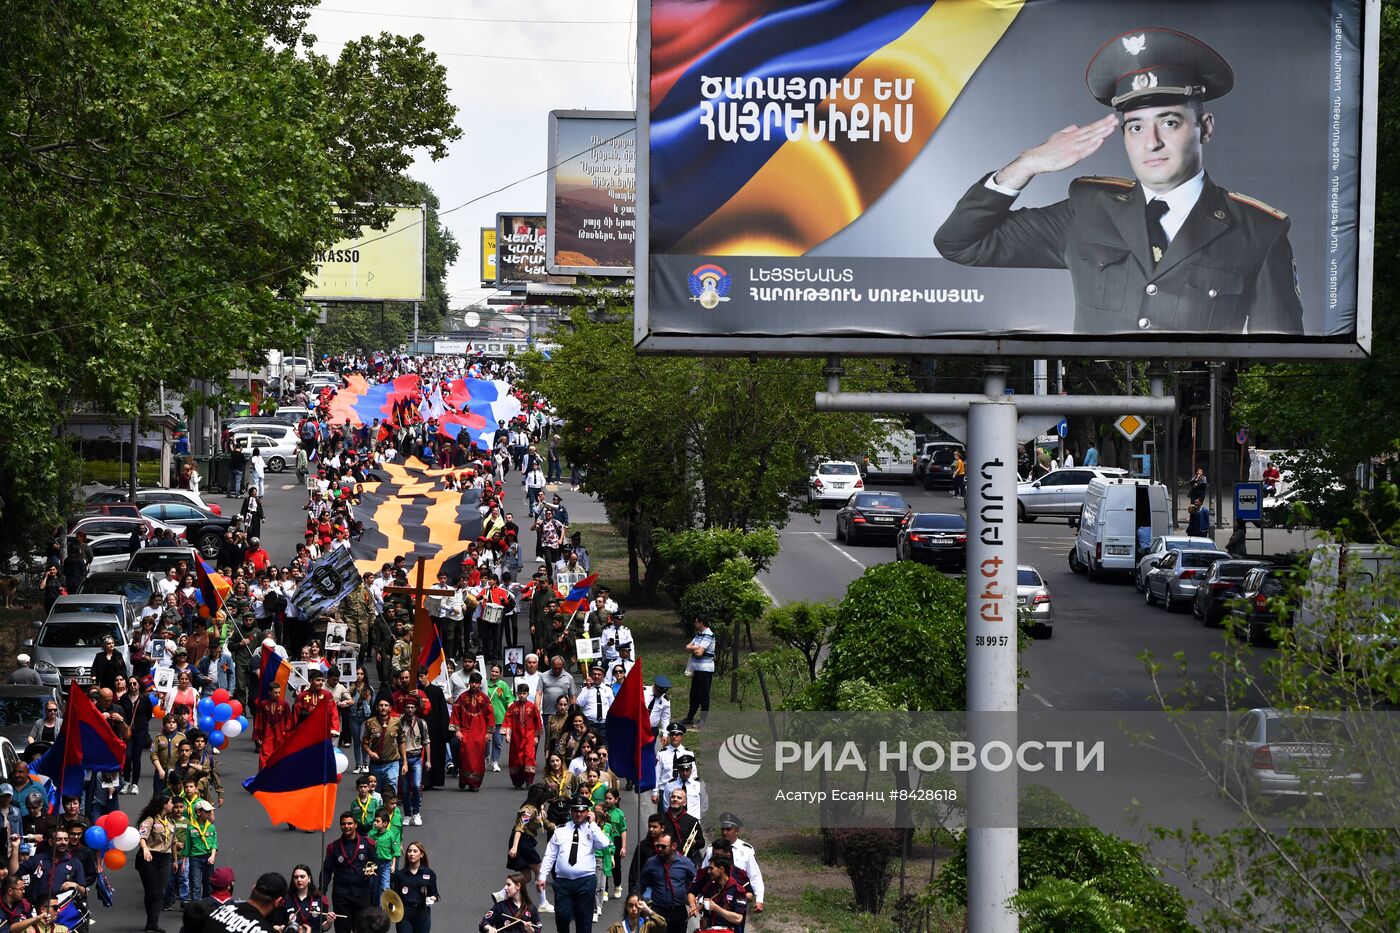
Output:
[820, 537, 868, 569]
[755, 576, 782, 608]
[1030, 692, 1055, 708]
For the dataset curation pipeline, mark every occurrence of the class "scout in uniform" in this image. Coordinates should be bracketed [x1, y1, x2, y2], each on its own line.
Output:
[936, 26, 1305, 335]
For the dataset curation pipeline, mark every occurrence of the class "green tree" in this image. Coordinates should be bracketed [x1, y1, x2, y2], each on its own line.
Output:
[677, 557, 770, 678]
[519, 286, 902, 598]
[0, 0, 460, 556]
[653, 527, 779, 606]
[765, 601, 839, 682]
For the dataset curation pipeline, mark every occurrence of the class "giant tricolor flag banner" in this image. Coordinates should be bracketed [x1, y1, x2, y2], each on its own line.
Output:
[34, 682, 128, 798]
[604, 660, 656, 791]
[242, 696, 338, 831]
[560, 573, 597, 615]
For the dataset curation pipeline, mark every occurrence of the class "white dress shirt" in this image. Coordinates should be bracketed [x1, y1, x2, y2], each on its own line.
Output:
[540, 820, 611, 881]
[576, 680, 613, 726]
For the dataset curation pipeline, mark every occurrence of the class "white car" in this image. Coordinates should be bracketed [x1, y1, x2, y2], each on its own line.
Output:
[232, 431, 299, 473]
[809, 461, 864, 504]
[1016, 565, 1054, 637]
[1133, 535, 1221, 591]
[1016, 467, 1129, 522]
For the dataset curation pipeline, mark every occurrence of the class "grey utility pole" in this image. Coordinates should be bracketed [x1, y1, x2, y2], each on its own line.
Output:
[817, 358, 1176, 933]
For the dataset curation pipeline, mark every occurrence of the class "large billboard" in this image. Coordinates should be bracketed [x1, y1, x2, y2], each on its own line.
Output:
[546, 111, 638, 276]
[480, 227, 497, 285]
[636, 0, 1377, 358]
[305, 205, 426, 302]
[495, 213, 550, 287]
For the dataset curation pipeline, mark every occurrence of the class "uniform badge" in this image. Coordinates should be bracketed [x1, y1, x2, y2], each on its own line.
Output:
[1131, 72, 1158, 92]
[687, 264, 731, 310]
[1152, 246, 1163, 263]
[1122, 34, 1146, 55]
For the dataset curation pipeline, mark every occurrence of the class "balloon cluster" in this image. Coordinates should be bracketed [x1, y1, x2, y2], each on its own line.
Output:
[83, 811, 140, 870]
[195, 690, 249, 748]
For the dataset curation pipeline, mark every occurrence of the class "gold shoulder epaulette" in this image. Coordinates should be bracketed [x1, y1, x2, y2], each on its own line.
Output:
[1077, 176, 1136, 188]
[1227, 191, 1287, 220]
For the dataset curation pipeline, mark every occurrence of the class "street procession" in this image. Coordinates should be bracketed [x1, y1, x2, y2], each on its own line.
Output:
[0, 2, 1387, 932]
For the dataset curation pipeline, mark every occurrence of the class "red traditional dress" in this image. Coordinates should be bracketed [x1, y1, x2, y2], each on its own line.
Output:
[295, 686, 342, 735]
[449, 687, 495, 790]
[254, 698, 295, 768]
[504, 698, 540, 789]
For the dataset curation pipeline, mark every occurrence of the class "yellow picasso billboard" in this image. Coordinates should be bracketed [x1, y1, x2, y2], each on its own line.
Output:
[481, 226, 497, 285]
[304, 205, 425, 302]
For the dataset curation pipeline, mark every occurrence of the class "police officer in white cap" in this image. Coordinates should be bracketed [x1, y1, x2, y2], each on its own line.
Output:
[702, 813, 766, 914]
[658, 753, 707, 821]
[8, 655, 41, 686]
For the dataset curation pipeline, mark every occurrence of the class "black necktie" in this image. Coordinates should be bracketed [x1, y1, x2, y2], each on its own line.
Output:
[568, 827, 580, 866]
[595, 687, 603, 720]
[1146, 199, 1169, 265]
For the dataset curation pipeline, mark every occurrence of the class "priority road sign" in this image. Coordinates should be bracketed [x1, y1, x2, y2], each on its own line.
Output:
[1114, 414, 1147, 441]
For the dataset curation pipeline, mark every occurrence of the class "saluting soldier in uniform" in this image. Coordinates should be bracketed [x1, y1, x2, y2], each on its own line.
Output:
[935, 26, 1305, 335]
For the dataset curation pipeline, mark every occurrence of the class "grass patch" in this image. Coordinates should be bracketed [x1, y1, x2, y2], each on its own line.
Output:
[80, 460, 161, 486]
[756, 887, 900, 933]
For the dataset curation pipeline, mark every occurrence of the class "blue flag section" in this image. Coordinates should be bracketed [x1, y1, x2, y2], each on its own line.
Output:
[605, 661, 656, 791]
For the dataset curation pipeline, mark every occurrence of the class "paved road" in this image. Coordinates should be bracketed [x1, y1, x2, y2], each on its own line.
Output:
[94, 471, 630, 932]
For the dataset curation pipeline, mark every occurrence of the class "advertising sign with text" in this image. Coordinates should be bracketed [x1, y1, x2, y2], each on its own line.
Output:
[546, 111, 637, 276]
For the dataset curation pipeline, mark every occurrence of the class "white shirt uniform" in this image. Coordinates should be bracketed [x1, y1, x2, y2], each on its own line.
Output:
[598, 624, 633, 663]
[701, 839, 765, 904]
[643, 687, 671, 737]
[576, 680, 613, 727]
[539, 820, 611, 881]
[653, 743, 694, 799]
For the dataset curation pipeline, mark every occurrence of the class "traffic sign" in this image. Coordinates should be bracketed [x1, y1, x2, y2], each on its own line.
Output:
[1236, 428, 1250, 445]
[1056, 418, 1068, 439]
[1114, 414, 1147, 441]
[1235, 482, 1264, 522]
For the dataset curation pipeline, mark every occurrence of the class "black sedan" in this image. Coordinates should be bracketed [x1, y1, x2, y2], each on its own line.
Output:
[895, 512, 968, 569]
[138, 502, 233, 558]
[1191, 559, 1268, 627]
[835, 492, 909, 545]
[1226, 564, 1300, 645]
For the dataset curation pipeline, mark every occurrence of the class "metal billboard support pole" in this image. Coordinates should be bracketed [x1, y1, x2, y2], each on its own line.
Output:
[815, 361, 1176, 933]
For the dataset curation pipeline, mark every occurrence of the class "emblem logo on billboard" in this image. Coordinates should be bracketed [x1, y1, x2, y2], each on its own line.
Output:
[1132, 72, 1158, 91]
[688, 264, 732, 310]
[1122, 34, 1146, 56]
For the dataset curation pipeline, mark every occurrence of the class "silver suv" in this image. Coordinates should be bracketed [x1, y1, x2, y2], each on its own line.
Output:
[27, 595, 131, 688]
[1016, 467, 1128, 522]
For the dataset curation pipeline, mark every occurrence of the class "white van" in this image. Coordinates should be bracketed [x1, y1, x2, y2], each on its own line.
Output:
[1071, 477, 1170, 581]
[864, 421, 917, 484]
[1295, 543, 1400, 654]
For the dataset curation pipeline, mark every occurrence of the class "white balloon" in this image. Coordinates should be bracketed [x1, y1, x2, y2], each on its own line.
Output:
[113, 827, 142, 852]
[334, 749, 350, 775]
[221, 719, 243, 739]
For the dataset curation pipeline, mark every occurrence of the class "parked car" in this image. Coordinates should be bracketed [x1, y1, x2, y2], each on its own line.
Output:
[138, 503, 233, 558]
[863, 421, 917, 484]
[1192, 559, 1269, 628]
[1227, 564, 1302, 646]
[25, 607, 130, 686]
[1219, 708, 1366, 805]
[1293, 543, 1400, 659]
[68, 515, 186, 550]
[1016, 565, 1054, 637]
[230, 431, 298, 473]
[42, 593, 135, 630]
[1016, 467, 1128, 522]
[73, 533, 144, 574]
[125, 546, 199, 576]
[835, 492, 909, 545]
[71, 501, 145, 521]
[1133, 535, 1220, 591]
[920, 445, 965, 490]
[78, 571, 162, 610]
[1071, 478, 1170, 581]
[89, 486, 222, 517]
[808, 461, 864, 505]
[1144, 549, 1230, 611]
[0, 686, 60, 747]
[895, 512, 967, 570]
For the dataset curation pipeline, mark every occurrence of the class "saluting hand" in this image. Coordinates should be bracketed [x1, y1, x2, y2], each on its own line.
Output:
[996, 114, 1119, 190]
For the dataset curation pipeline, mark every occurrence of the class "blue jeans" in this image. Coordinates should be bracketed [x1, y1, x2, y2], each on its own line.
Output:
[229, 467, 244, 496]
[371, 760, 400, 794]
[553, 874, 597, 933]
[349, 717, 368, 768]
[188, 854, 212, 900]
[373, 862, 393, 903]
[166, 856, 190, 902]
[403, 752, 423, 817]
[489, 728, 504, 766]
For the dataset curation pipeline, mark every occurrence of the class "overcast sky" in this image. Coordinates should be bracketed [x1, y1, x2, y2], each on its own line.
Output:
[306, 1, 638, 310]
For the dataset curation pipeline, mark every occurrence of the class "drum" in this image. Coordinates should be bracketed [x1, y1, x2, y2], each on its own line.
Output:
[482, 603, 505, 625]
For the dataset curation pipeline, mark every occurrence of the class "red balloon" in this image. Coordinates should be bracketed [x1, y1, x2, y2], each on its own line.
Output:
[228, 699, 244, 719]
[104, 811, 129, 837]
[94, 813, 110, 832]
[211, 688, 231, 705]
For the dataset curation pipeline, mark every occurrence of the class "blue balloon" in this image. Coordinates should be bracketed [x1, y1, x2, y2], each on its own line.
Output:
[197, 715, 217, 733]
[213, 703, 233, 722]
[236, 716, 250, 732]
[209, 730, 227, 749]
[84, 825, 108, 850]
[197, 697, 216, 716]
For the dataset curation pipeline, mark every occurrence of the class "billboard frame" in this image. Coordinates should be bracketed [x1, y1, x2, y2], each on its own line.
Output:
[306, 203, 427, 303]
[633, 0, 1378, 360]
[546, 109, 637, 277]
[494, 211, 550, 289]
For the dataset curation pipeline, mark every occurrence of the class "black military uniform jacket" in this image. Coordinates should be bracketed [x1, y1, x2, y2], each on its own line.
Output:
[935, 172, 1305, 335]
